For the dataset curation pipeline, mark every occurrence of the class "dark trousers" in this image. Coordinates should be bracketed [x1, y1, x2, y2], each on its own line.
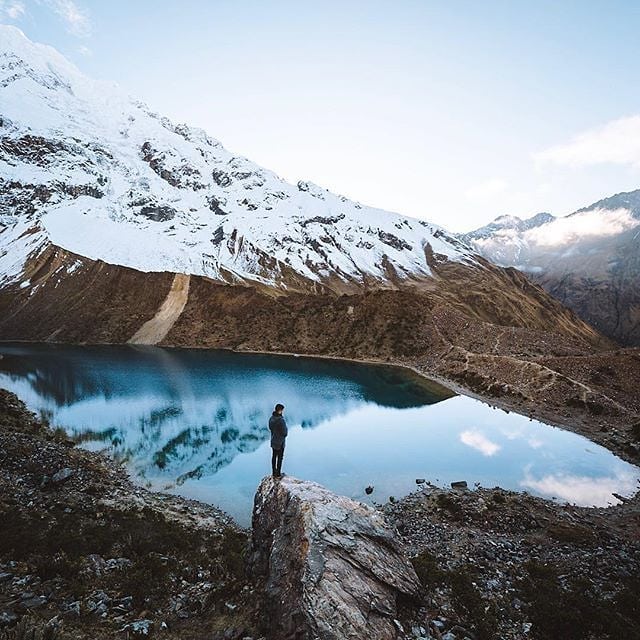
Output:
[271, 445, 285, 475]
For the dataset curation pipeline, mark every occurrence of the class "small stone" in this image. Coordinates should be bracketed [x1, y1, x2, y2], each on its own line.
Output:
[114, 595, 133, 610]
[51, 468, 74, 484]
[415, 478, 426, 484]
[122, 619, 154, 637]
[65, 601, 81, 616]
[365, 485, 374, 495]
[18, 595, 47, 610]
[106, 557, 132, 571]
[451, 481, 468, 490]
[0, 610, 18, 627]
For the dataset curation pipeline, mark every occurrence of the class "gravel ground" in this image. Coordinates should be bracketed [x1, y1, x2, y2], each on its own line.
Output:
[0, 390, 262, 640]
[383, 482, 640, 640]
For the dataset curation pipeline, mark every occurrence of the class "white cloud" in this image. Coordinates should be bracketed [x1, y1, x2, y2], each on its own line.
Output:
[534, 115, 640, 169]
[77, 44, 91, 56]
[525, 207, 639, 247]
[527, 437, 544, 449]
[43, 0, 91, 37]
[459, 430, 500, 456]
[465, 178, 508, 202]
[0, 0, 26, 19]
[520, 470, 639, 507]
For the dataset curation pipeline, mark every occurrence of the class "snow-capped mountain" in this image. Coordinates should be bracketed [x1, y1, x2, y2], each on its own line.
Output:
[463, 192, 640, 345]
[462, 212, 555, 266]
[0, 25, 475, 293]
[0, 25, 604, 354]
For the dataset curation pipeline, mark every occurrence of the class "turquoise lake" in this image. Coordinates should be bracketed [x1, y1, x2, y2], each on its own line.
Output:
[0, 343, 637, 526]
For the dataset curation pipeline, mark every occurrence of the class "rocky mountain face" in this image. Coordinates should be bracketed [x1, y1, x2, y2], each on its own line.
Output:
[250, 475, 422, 639]
[0, 25, 605, 354]
[0, 24, 476, 295]
[463, 191, 640, 345]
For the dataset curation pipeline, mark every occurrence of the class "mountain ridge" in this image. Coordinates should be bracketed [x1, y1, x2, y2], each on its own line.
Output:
[463, 188, 640, 345]
[0, 24, 477, 294]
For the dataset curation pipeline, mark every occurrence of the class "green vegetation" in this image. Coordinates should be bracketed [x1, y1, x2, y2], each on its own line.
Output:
[0, 500, 250, 611]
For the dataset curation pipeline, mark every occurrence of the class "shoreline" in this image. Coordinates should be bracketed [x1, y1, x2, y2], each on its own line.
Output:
[1, 339, 639, 515]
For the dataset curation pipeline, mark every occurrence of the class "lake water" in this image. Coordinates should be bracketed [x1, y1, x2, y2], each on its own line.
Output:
[0, 343, 638, 526]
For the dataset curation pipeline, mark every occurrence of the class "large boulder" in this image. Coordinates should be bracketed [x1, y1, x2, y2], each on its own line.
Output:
[250, 475, 422, 639]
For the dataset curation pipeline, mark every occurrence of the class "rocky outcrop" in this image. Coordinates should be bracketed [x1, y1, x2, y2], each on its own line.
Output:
[250, 475, 422, 640]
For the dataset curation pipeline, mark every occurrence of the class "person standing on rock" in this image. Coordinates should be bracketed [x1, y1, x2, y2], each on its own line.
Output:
[269, 403, 288, 478]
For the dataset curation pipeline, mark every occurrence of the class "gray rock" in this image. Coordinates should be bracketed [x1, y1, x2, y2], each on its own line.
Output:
[106, 557, 132, 571]
[113, 595, 133, 610]
[0, 610, 18, 627]
[17, 595, 47, 611]
[121, 619, 154, 637]
[64, 601, 81, 616]
[251, 475, 422, 640]
[451, 481, 468, 490]
[51, 467, 74, 484]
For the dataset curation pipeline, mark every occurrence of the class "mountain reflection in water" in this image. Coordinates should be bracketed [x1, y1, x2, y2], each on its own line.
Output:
[0, 343, 637, 526]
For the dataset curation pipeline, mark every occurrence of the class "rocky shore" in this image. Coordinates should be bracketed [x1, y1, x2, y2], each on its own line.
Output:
[384, 482, 640, 640]
[1, 388, 639, 640]
[0, 390, 260, 640]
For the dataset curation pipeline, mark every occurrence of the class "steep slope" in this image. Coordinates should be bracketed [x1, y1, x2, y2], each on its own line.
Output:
[0, 25, 602, 345]
[0, 24, 474, 295]
[464, 191, 640, 345]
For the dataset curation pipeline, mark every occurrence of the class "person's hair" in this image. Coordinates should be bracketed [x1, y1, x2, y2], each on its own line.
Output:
[274, 403, 285, 412]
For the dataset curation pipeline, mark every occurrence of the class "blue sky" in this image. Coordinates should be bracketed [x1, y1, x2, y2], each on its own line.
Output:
[3, 0, 640, 231]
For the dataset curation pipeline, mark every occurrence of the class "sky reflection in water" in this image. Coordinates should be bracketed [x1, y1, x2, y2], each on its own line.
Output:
[0, 343, 637, 526]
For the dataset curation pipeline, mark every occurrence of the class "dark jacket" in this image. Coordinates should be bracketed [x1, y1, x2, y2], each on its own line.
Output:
[268, 412, 288, 449]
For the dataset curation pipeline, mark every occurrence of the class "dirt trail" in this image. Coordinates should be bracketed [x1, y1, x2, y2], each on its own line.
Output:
[128, 273, 190, 345]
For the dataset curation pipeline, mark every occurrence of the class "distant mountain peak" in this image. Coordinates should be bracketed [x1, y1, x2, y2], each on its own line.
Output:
[574, 188, 640, 220]
[461, 191, 640, 345]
